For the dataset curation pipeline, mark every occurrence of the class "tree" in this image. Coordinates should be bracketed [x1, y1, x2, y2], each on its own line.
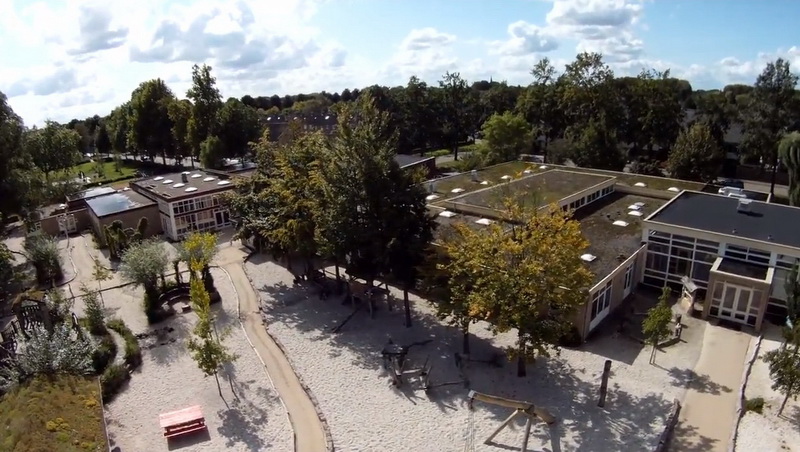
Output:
[0, 91, 36, 218]
[216, 98, 261, 160]
[516, 58, 563, 162]
[200, 135, 226, 169]
[80, 283, 105, 335]
[643, 287, 673, 364]
[168, 98, 193, 165]
[128, 79, 176, 164]
[0, 323, 96, 391]
[0, 243, 16, 302]
[24, 232, 64, 285]
[623, 70, 685, 161]
[187, 64, 223, 156]
[764, 343, 800, 416]
[568, 117, 625, 170]
[25, 121, 81, 180]
[742, 58, 799, 197]
[779, 132, 800, 206]
[666, 123, 724, 182]
[91, 258, 112, 308]
[95, 124, 112, 155]
[428, 242, 479, 355]
[438, 72, 474, 160]
[447, 203, 594, 377]
[186, 263, 237, 397]
[179, 232, 218, 292]
[480, 111, 531, 164]
[119, 239, 169, 315]
[108, 103, 132, 156]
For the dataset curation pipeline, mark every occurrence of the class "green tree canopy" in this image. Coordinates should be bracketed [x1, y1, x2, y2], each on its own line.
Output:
[480, 111, 531, 164]
[666, 122, 723, 182]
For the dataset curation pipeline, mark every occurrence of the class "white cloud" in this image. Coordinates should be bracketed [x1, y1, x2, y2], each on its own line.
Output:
[491, 21, 559, 56]
[379, 28, 460, 85]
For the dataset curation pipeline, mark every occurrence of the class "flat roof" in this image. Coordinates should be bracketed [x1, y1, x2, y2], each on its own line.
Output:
[433, 210, 502, 243]
[646, 191, 800, 250]
[453, 169, 613, 211]
[131, 171, 234, 200]
[86, 190, 155, 217]
[66, 186, 117, 202]
[576, 192, 666, 283]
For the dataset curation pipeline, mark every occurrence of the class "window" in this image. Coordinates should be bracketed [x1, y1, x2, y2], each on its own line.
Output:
[646, 252, 668, 272]
[724, 244, 770, 266]
[590, 282, 613, 321]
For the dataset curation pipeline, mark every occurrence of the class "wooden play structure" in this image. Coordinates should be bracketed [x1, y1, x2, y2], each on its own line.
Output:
[159, 405, 207, 439]
[466, 390, 556, 452]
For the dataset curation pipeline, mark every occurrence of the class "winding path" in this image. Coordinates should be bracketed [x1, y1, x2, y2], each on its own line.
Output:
[216, 246, 328, 452]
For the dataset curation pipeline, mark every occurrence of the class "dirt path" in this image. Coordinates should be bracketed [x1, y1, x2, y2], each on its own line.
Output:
[217, 246, 328, 452]
[670, 325, 751, 451]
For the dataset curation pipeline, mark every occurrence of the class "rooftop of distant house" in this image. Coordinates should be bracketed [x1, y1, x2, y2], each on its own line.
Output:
[85, 189, 155, 218]
[576, 192, 665, 283]
[66, 186, 117, 203]
[646, 191, 800, 250]
[130, 170, 235, 201]
[394, 154, 434, 169]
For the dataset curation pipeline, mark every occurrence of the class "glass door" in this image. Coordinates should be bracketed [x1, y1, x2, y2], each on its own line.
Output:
[719, 283, 753, 324]
[623, 263, 635, 298]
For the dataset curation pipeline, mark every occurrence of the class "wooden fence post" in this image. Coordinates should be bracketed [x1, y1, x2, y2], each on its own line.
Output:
[598, 359, 612, 407]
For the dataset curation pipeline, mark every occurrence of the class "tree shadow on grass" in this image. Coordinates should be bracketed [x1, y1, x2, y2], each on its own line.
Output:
[666, 368, 732, 395]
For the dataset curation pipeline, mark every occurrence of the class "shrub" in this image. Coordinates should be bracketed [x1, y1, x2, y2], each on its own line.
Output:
[424, 149, 451, 158]
[745, 397, 765, 414]
[91, 334, 117, 374]
[0, 324, 96, 391]
[558, 326, 583, 347]
[100, 364, 130, 401]
[81, 287, 105, 335]
[106, 319, 142, 370]
[24, 232, 64, 284]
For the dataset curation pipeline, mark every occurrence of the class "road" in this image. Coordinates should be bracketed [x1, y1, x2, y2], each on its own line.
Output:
[741, 179, 788, 198]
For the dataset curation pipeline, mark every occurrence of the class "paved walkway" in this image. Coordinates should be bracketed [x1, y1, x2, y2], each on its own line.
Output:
[217, 246, 328, 452]
[670, 325, 751, 451]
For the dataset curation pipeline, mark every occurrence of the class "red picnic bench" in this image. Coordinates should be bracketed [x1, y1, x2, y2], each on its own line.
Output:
[159, 405, 206, 439]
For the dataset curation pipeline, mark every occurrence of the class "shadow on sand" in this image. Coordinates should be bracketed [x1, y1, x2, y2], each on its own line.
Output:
[248, 254, 675, 451]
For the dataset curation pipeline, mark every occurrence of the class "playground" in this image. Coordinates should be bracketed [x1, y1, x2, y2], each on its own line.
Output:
[247, 254, 706, 452]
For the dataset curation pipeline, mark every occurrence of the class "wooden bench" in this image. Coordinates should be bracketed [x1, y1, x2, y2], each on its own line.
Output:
[159, 405, 206, 439]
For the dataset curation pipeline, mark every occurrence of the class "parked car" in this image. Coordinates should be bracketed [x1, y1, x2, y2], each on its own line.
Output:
[716, 178, 745, 189]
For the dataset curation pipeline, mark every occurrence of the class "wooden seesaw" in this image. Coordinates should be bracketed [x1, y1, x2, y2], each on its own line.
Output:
[467, 390, 556, 452]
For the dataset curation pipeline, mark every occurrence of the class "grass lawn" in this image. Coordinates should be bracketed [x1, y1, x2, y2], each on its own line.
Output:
[433, 161, 535, 196]
[0, 375, 105, 452]
[71, 160, 138, 185]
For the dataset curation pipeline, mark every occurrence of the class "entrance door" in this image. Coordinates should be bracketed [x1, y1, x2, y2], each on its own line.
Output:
[623, 263, 635, 298]
[719, 283, 754, 325]
[215, 210, 230, 227]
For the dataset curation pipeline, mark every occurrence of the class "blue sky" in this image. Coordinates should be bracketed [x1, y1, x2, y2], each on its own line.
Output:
[0, 0, 798, 126]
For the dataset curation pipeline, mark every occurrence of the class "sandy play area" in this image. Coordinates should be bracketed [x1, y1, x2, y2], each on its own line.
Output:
[246, 254, 705, 452]
[736, 327, 800, 452]
[101, 266, 292, 452]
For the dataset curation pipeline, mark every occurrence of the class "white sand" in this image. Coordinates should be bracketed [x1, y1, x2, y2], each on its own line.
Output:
[736, 328, 800, 452]
[103, 267, 293, 451]
[247, 255, 704, 452]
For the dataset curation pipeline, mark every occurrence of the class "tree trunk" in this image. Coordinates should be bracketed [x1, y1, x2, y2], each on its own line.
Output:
[403, 287, 412, 328]
[190, 154, 195, 169]
[454, 142, 459, 161]
[516, 333, 526, 377]
[98, 282, 105, 308]
[462, 324, 471, 356]
[214, 371, 222, 397]
[366, 279, 375, 318]
[779, 389, 791, 416]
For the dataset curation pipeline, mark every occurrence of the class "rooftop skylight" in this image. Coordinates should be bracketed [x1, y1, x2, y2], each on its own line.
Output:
[580, 253, 597, 262]
[438, 211, 457, 218]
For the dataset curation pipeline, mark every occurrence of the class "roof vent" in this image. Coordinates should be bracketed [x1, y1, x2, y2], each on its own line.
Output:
[612, 220, 629, 227]
[451, 188, 465, 194]
[153, 176, 164, 181]
[737, 198, 753, 213]
[191, 173, 202, 178]
[217, 180, 231, 186]
[475, 218, 493, 226]
[181, 173, 189, 183]
[173, 183, 185, 188]
[580, 254, 597, 262]
[162, 179, 173, 184]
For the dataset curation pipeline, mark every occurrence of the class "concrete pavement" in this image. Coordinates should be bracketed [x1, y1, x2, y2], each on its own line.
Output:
[669, 325, 751, 451]
[217, 246, 329, 452]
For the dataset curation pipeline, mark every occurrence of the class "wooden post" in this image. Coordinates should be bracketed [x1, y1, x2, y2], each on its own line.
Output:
[520, 417, 533, 452]
[598, 359, 612, 407]
[485, 411, 520, 444]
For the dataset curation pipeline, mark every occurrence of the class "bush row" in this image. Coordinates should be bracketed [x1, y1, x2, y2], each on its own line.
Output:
[106, 319, 142, 369]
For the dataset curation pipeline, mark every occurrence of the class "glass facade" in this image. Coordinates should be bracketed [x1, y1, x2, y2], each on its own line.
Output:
[642, 230, 719, 292]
